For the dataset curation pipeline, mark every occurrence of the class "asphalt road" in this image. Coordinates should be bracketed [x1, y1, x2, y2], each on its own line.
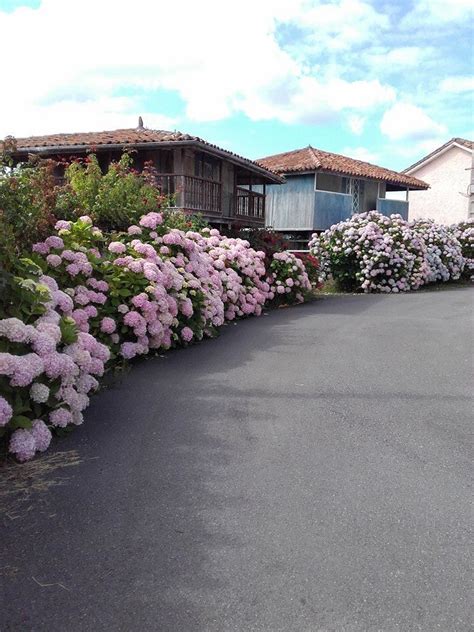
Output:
[1, 289, 473, 632]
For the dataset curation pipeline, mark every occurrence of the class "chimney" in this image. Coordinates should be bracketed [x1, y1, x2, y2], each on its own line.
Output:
[137, 116, 144, 129]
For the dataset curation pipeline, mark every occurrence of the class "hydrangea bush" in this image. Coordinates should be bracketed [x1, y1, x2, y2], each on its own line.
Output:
[450, 219, 474, 280]
[0, 264, 109, 461]
[268, 252, 312, 305]
[310, 211, 429, 293]
[1, 211, 316, 460]
[410, 219, 464, 283]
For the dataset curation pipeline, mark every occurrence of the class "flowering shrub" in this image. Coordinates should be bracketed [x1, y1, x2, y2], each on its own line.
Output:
[450, 219, 474, 280]
[0, 207, 315, 461]
[310, 212, 429, 293]
[0, 154, 58, 270]
[267, 252, 312, 304]
[226, 226, 289, 267]
[410, 219, 464, 283]
[294, 252, 323, 288]
[0, 264, 109, 461]
[55, 154, 171, 231]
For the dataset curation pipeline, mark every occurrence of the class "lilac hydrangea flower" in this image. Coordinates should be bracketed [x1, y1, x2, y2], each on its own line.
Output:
[181, 327, 194, 343]
[108, 241, 126, 254]
[0, 396, 13, 426]
[49, 408, 73, 428]
[31, 419, 52, 452]
[100, 317, 116, 334]
[9, 429, 36, 462]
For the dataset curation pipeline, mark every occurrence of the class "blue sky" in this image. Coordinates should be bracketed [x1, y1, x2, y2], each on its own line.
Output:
[0, 0, 472, 170]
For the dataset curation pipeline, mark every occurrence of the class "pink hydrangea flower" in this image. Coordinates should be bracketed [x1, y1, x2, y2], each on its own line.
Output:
[100, 317, 116, 334]
[55, 220, 71, 231]
[181, 326, 194, 343]
[46, 254, 62, 267]
[127, 225, 142, 235]
[0, 396, 13, 426]
[31, 419, 52, 452]
[120, 342, 137, 360]
[32, 242, 50, 255]
[49, 408, 73, 428]
[45, 235, 64, 250]
[108, 241, 126, 254]
[139, 212, 163, 229]
[9, 429, 36, 462]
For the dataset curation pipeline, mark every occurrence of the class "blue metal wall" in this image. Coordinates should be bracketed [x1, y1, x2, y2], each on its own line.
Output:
[265, 175, 315, 229]
[313, 190, 352, 230]
[376, 198, 409, 220]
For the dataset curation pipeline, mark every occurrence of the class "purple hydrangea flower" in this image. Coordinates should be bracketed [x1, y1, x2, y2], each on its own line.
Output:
[49, 408, 73, 428]
[9, 429, 36, 462]
[31, 419, 52, 452]
[0, 396, 13, 427]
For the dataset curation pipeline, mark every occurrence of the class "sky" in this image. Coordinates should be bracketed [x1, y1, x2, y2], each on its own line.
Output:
[0, 0, 472, 170]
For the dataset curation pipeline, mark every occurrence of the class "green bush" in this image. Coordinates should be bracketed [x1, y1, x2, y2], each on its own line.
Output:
[55, 154, 170, 231]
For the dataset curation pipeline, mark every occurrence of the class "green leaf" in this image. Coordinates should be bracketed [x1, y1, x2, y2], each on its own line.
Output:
[19, 258, 44, 277]
[10, 415, 33, 430]
[59, 316, 79, 345]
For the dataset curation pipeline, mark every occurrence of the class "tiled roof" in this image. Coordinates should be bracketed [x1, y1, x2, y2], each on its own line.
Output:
[403, 137, 473, 173]
[1, 127, 283, 182]
[257, 145, 428, 189]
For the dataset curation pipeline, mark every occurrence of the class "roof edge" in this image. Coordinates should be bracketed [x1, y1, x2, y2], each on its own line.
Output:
[404, 138, 473, 174]
[5, 136, 283, 184]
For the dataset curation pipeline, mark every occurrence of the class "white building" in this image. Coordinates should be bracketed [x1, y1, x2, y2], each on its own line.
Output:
[404, 138, 473, 224]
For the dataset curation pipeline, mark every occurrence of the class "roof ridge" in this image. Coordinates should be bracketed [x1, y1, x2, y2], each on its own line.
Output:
[307, 145, 322, 168]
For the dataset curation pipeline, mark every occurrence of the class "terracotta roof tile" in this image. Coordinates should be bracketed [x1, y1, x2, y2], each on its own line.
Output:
[257, 145, 428, 189]
[1, 127, 283, 182]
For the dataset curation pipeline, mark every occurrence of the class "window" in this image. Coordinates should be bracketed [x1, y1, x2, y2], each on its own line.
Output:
[194, 152, 220, 181]
[344, 178, 365, 214]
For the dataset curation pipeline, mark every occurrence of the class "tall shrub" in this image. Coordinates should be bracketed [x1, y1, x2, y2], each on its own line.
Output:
[410, 219, 464, 282]
[309, 211, 429, 292]
[55, 154, 169, 230]
[450, 219, 474, 279]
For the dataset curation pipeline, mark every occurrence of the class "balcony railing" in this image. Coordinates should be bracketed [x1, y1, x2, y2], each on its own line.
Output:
[154, 174, 222, 214]
[235, 187, 265, 221]
[153, 176, 266, 222]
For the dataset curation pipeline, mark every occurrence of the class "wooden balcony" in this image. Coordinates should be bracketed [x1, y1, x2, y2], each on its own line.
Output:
[235, 187, 265, 224]
[154, 175, 266, 225]
[155, 174, 222, 214]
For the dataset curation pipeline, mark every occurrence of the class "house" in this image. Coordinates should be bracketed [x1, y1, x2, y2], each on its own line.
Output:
[1, 121, 282, 229]
[403, 138, 474, 224]
[257, 146, 428, 249]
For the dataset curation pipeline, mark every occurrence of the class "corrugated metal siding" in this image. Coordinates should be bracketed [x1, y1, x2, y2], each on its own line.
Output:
[266, 174, 315, 229]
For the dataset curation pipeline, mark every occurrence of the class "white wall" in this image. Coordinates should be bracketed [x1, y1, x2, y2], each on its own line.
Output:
[407, 146, 471, 224]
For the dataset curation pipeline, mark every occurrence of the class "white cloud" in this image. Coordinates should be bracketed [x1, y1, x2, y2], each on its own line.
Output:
[348, 115, 365, 135]
[409, 0, 472, 23]
[341, 146, 379, 163]
[380, 103, 447, 142]
[366, 46, 432, 72]
[440, 76, 474, 94]
[0, 0, 396, 138]
[1, 96, 177, 138]
[287, 0, 389, 52]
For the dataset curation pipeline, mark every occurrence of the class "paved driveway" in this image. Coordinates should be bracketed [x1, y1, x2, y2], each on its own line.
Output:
[1, 289, 472, 631]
